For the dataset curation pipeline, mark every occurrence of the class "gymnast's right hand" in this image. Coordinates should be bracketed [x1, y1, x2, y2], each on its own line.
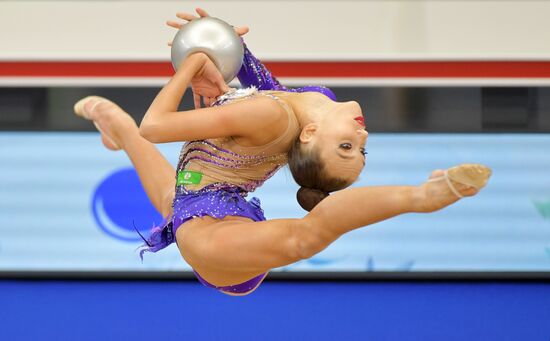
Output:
[187, 52, 230, 107]
[166, 8, 249, 47]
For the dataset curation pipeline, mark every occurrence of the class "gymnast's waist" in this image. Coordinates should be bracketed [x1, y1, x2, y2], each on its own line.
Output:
[175, 182, 248, 197]
[175, 169, 249, 196]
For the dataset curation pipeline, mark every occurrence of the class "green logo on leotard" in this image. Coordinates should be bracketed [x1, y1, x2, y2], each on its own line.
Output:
[177, 170, 203, 185]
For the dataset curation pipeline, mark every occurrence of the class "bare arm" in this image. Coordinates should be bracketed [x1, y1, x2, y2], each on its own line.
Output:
[167, 8, 249, 108]
[140, 53, 287, 144]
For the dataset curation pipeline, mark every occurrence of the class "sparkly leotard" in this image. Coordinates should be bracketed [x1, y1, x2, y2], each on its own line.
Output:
[176, 90, 296, 194]
[137, 44, 335, 296]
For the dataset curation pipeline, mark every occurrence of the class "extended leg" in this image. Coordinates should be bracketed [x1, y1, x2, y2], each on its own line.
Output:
[179, 166, 488, 286]
[75, 97, 176, 216]
[181, 185, 416, 273]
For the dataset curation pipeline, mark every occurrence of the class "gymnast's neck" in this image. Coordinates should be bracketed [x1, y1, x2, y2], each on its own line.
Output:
[265, 91, 339, 128]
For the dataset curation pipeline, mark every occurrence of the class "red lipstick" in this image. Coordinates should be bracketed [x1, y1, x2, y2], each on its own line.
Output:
[354, 116, 365, 127]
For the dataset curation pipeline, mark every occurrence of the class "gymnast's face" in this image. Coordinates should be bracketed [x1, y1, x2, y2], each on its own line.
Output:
[300, 100, 368, 184]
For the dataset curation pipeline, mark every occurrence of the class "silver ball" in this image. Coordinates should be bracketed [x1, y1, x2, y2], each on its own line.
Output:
[171, 17, 244, 83]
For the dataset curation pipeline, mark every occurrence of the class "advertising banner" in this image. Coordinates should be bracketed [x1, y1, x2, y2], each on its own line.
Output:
[1, 133, 549, 273]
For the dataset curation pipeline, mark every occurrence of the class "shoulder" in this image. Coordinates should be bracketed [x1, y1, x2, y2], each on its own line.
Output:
[225, 95, 288, 128]
[226, 95, 290, 142]
[236, 94, 288, 121]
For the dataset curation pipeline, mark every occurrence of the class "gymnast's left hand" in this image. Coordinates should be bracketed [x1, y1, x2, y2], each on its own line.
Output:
[188, 53, 230, 108]
[166, 8, 249, 47]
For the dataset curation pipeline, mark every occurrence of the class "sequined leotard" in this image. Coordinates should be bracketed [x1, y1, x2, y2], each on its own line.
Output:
[137, 43, 335, 296]
[176, 90, 297, 194]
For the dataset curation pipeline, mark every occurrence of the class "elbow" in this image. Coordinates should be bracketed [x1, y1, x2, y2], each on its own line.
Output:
[139, 119, 159, 143]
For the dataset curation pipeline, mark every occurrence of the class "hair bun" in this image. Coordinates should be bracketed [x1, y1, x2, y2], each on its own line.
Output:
[297, 187, 329, 212]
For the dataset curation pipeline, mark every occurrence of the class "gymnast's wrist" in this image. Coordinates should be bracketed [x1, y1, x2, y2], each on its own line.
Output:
[175, 53, 208, 80]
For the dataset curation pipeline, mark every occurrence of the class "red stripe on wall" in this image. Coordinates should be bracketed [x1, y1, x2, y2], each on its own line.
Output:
[0, 61, 549, 78]
[268, 61, 550, 78]
[0, 62, 173, 77]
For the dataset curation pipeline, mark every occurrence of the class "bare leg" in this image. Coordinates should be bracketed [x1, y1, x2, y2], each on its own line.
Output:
[75, 97, 176, 216]
[178, 166, 488, 286]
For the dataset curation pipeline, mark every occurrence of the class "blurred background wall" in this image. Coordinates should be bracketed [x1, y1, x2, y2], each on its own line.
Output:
[1, 3, 550, 339]
[1, 0, 549, 61]
[1, 0, 549, 274]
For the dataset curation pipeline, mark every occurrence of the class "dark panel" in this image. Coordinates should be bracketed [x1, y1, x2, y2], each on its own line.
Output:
[536, 87, 550, 130]
[332, 87, 481, 132]
[482, 87, 537, 131]
[0, 88, 47, 128]
[1, 86, 549, 132]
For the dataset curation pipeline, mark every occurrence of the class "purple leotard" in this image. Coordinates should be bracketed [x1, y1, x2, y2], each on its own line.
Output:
[137, 43, 335, 295]
[138, 184, 269, 295]
[238, 43, 337, 101]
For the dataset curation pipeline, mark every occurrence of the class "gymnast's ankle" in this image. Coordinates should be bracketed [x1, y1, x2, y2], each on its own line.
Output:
[410, 185, 433, 213]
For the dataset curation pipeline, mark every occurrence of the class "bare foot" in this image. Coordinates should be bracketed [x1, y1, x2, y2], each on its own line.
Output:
[74, 96, 138, 150]
[417, 164, 492, 212]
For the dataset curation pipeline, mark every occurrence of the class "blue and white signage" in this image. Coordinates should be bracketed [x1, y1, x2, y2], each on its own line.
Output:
[0, 132, 549, 273]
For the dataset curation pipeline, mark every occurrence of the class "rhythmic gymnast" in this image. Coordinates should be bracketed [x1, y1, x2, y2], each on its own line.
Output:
[74, 9, 491, 296]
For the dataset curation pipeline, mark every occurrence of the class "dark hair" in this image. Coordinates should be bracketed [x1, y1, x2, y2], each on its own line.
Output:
[287, 137, 349, 211]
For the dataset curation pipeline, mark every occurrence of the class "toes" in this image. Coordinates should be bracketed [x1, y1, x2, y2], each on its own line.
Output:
[74, 97, 93, 118]
[448, 180, 479, 197]
[85, 99, 114, 119]
[74, 96, 112, 119]
[448, 164, 492, 191]
[83, 100, 100, 117]
[465, 187, 479, 196]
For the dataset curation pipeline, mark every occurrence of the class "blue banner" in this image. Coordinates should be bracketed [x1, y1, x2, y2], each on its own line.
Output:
[1, 132, 549, 272]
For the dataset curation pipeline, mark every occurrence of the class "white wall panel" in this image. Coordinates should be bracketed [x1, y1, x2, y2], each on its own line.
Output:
[0, 1, 549, 61]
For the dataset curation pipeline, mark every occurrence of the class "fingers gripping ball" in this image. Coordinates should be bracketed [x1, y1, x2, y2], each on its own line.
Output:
[171, 17, 244, 83]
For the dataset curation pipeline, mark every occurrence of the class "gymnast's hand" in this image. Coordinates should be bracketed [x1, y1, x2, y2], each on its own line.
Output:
[188, 53, 230, 108]
[166, 8, 249, 47]
[167, 8, 246, 107]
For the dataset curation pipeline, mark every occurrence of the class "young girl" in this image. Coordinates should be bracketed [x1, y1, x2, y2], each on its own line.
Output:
[74, 10, 491, 296]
